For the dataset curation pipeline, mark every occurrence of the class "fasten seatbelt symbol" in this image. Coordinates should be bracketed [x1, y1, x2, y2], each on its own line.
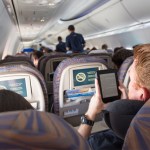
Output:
[76, 73, 86, 82]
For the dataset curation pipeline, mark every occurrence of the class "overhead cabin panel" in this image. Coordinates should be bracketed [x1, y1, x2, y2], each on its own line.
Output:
[80, 2, 137, 35]
[122, 0, 150, 22]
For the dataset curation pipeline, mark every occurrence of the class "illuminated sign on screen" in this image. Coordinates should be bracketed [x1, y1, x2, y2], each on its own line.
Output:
[0, 78, 27, 97]
[73, 67, 98, 86]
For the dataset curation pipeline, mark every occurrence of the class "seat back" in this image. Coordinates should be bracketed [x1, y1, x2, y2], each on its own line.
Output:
[39, 54, 70, 94]
[37, 55, 47, 71]
[0, 110, 90, 149]
[123, 99, 150, 150]
[0, 64, 48, 111]
[89, 53, 114, 68]
[1, 56, 34, 67]
[118, 56, 133, 88]
[53, 56, 107, 126]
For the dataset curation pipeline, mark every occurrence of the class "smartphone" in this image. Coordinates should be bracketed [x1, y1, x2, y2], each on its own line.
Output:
[96, 69, 121, 103]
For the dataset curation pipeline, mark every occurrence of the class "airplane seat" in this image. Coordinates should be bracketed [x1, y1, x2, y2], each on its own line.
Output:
[53, 56, 108, 126]
[0, 110, 90, 150]
[112, 49, 133, 69]
[118, 56, 133, 88]
[0, 55, 34, 67]
[123, 99, 150, 150]
[0, 64, 48, 111]
[70, 53, 87, 57]
[15, 53, 29, 57]
[39, 54, 70, 95]
[89, 53, 114, 68]
[88, 99, 145, 149]
[37, 55, 46, 71]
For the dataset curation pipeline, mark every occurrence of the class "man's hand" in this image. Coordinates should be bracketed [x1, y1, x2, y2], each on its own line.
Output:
[85, 79, 104, 121]
[78, 79, 104, 139]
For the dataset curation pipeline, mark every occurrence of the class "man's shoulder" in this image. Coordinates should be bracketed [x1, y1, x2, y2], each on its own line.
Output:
[76, 33, 83, 36]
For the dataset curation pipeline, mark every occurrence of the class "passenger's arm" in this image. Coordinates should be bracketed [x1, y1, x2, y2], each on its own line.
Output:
[81, 35, 86, 48]
[78, 79, 104, 139]
[66, 37, 71, 51]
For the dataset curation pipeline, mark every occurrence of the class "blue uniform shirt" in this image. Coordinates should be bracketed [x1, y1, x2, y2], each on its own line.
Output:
[66, 32, 85, 53]
[56, 41, 66, 52]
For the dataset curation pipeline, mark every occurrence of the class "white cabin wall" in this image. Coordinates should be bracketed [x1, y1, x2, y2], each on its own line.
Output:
[0, 1, 21, 59]
[86, 27, 150, 50]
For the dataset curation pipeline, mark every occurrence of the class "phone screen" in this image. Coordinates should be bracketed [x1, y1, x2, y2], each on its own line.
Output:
[100, 73, 118, 98]
[97, 69, 120, 103]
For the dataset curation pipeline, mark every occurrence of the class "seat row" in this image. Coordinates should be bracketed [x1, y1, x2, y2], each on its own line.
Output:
[0, 53, 133, 126]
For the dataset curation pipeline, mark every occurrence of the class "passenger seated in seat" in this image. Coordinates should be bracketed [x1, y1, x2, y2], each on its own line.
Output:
[78, 44, 150, 149]
[102, 44, 113, 54]
[31, 50, 44, 67]
[112, 48, 133, 69]
[0, 90, 33, 112]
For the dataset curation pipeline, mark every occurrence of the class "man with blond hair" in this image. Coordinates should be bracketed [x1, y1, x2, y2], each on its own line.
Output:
[78, 44, 150, 148]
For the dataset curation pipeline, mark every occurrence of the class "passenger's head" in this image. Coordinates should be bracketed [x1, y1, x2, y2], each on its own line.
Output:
[31, 51, 43, 67]
[91, 47, 97, 50]
[128, 44, 150, 101]
[39, 44, 42, 47]
[102, 44, 108, 50]
[114, 47, 124, 53]
[68, 25, 75, 32]
[42, 47, 51, 53]
[112, 48, 133, 69]
[58, 36, 62, 42]
[0, 90, 33, 112]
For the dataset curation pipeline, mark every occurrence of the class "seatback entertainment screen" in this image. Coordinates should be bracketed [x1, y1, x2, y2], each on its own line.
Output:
[0, 76, 32, 100]
[73, 67, 98, 87]
[0, 78, 27, 97]
[53, 61, 61, 71]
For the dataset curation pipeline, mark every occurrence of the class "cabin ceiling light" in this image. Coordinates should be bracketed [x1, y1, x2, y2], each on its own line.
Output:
[49, 3, 55, 6]
[39, 0, 49, 5]
[21, 0, 34, 4]
[57, 19, 64, 24]
[40, 17, 45, 22]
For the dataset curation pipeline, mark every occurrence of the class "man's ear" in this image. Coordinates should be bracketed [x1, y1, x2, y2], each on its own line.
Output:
[140, 87, 150, 101]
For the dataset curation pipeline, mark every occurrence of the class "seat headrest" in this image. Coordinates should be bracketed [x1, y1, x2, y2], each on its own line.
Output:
[118, 56, 133, 82]
[123, 99, 150, 150]
[103, 100, 145, 139]
[0, 110, 90, 149]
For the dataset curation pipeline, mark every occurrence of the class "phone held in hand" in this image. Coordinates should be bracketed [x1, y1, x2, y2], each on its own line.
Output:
[96, 69, 121, 103]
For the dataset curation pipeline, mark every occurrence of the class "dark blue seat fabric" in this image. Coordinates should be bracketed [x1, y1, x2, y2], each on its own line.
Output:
[0, 110, 90, 150]
[123, 99, 150, 150]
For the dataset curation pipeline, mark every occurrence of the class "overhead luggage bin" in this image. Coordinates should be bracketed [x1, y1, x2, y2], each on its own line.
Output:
[53, 56, 108, 126]
[0, 64, 48, 111]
